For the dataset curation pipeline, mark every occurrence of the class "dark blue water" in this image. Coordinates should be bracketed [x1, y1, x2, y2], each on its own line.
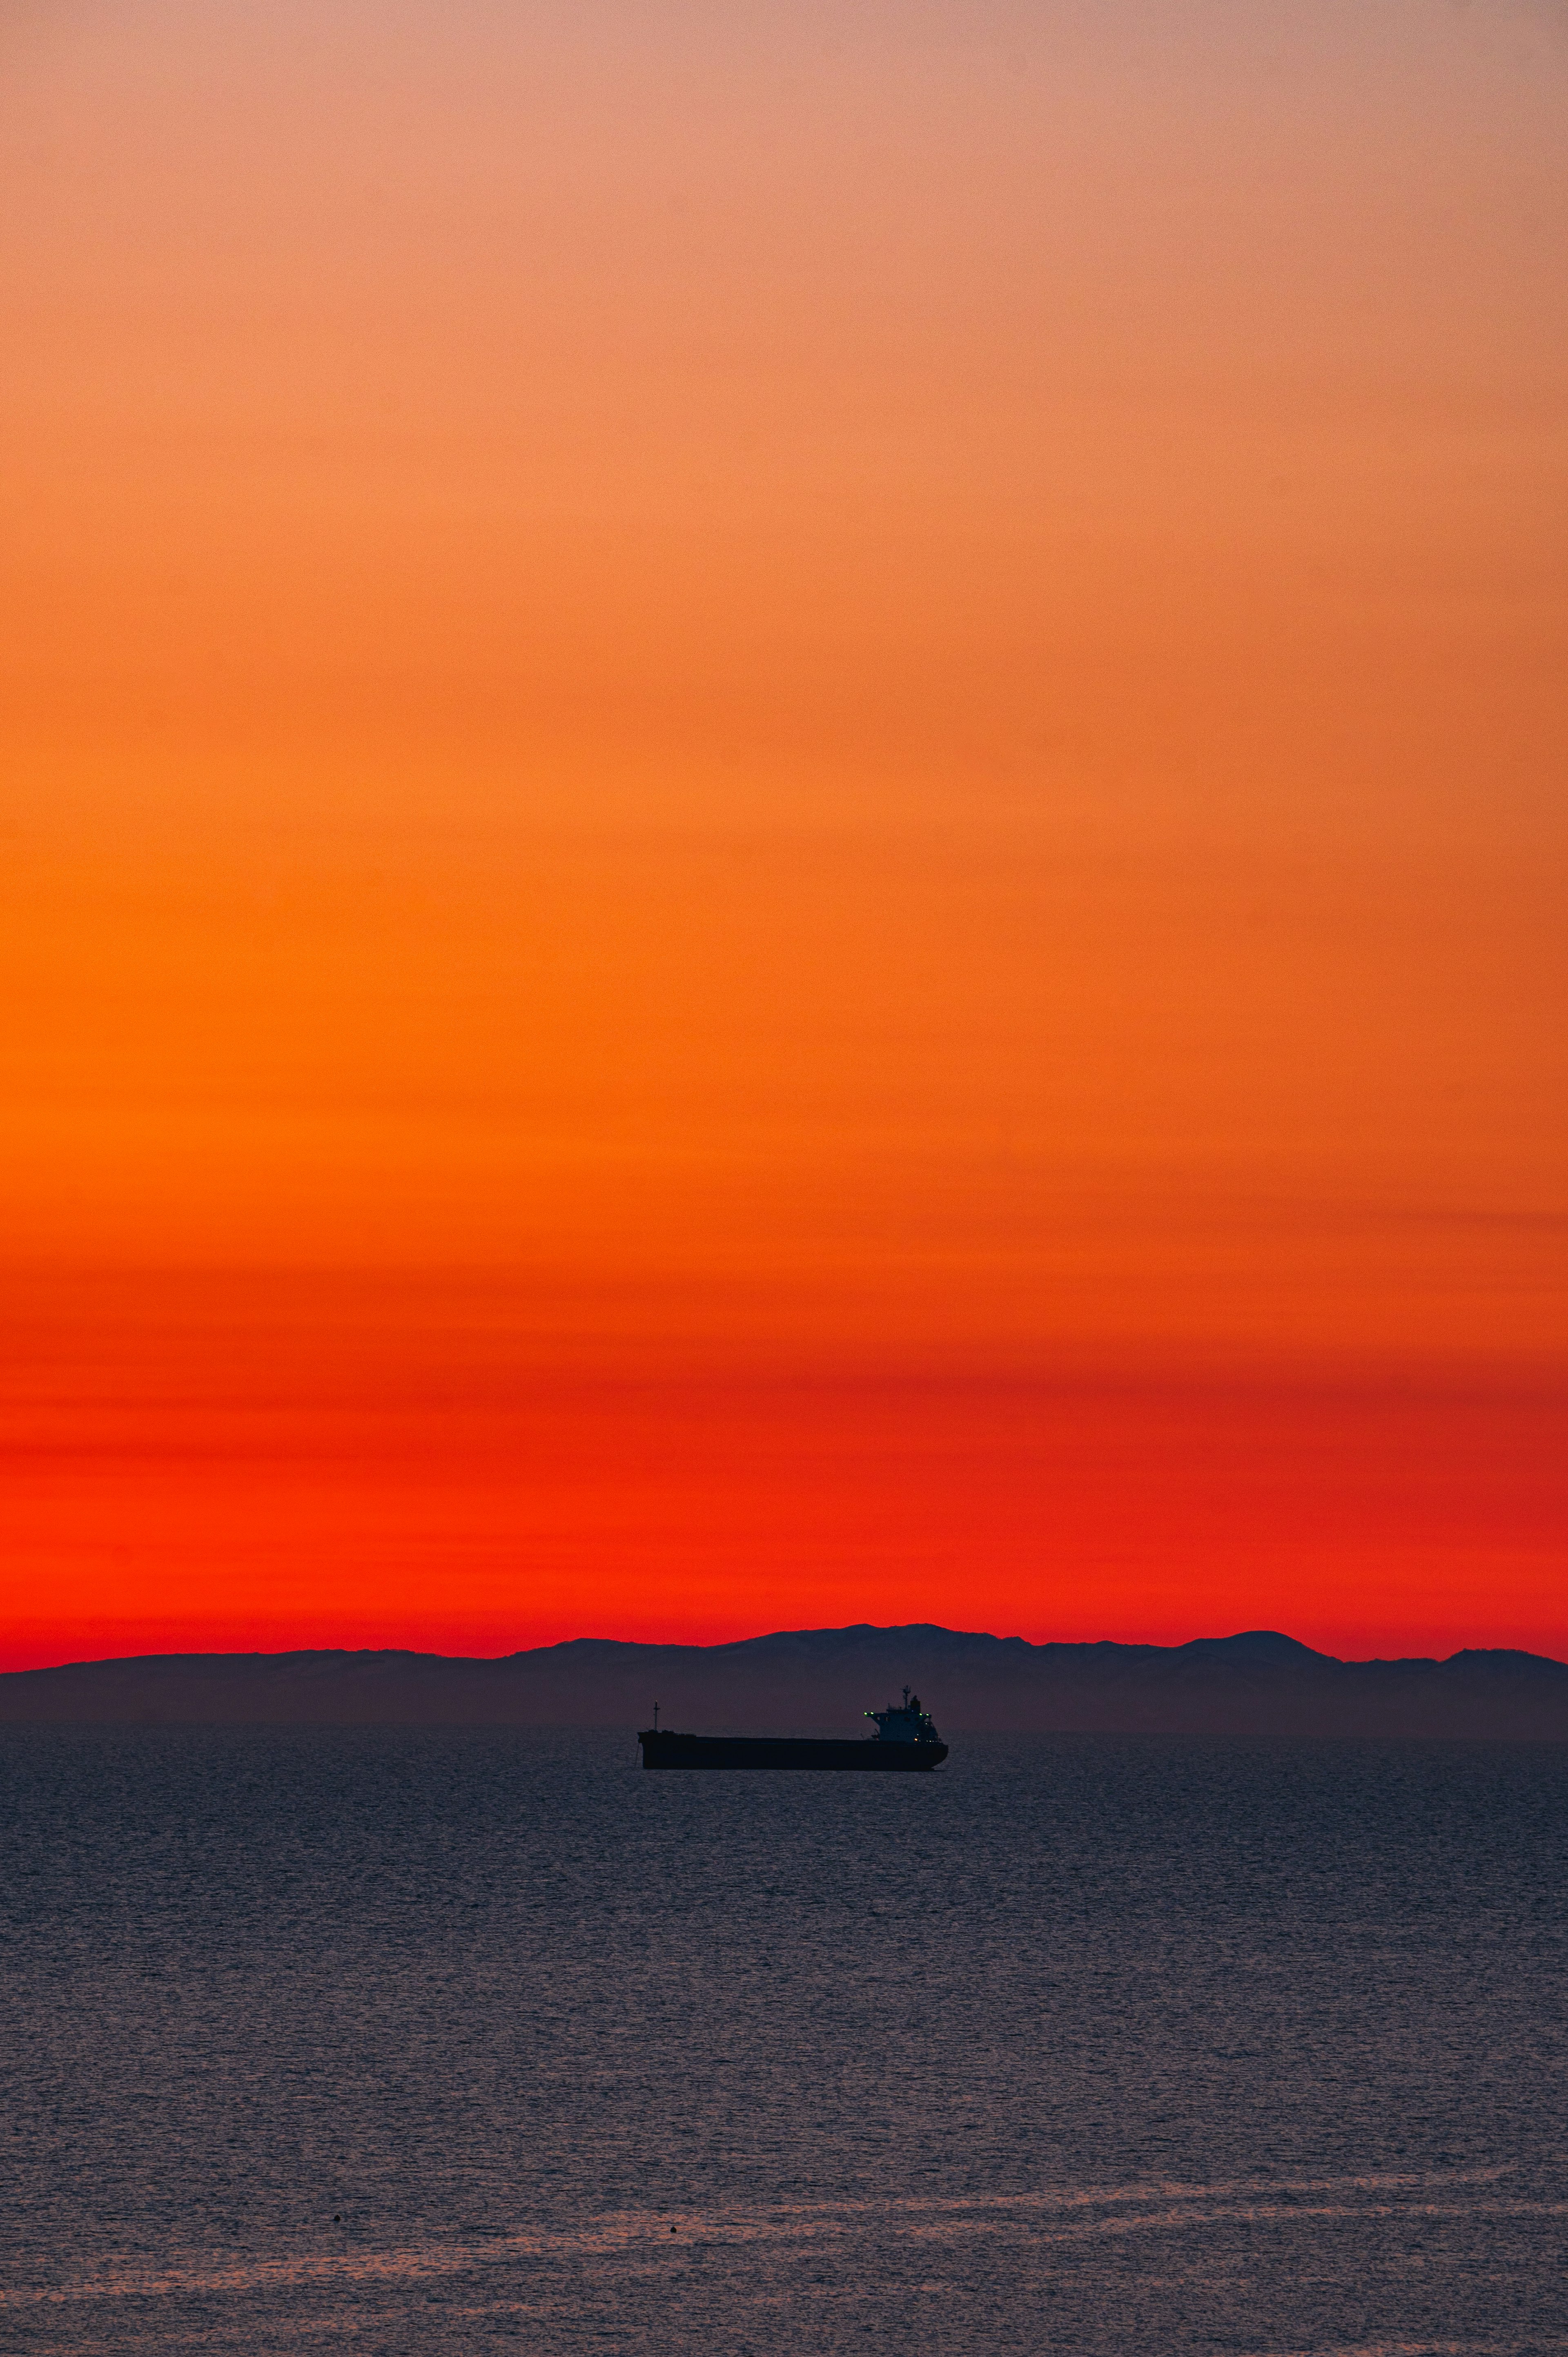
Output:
[3, 1731, 1566, 2354]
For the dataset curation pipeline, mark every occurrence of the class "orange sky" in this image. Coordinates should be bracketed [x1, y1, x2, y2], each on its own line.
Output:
[3, 0, 1565, 1670]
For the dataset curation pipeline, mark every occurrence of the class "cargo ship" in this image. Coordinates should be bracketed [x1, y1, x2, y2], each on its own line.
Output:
[637, 1687, 948, 1770]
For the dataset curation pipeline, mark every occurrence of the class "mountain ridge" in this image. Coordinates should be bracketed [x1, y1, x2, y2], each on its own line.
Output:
[3, 1623, 1566, 1737]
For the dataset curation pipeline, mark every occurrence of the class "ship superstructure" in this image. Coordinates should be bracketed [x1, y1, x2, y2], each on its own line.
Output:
[865, 1688, 941, 1744]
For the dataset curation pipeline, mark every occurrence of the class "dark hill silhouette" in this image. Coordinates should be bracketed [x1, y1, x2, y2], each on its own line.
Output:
[2, 1623, 1567, 1737]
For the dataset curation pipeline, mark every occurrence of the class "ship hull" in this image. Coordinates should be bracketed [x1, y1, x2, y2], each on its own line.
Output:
[637, 1732, 948, 1771]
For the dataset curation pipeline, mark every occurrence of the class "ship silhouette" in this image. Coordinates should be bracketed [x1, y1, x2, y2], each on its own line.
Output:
[637, 1685, 949, 1770]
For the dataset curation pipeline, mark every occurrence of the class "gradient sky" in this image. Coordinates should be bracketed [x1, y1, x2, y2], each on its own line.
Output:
[3, 0, 1565, 1669]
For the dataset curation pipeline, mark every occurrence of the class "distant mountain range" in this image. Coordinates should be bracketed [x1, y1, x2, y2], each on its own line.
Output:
[3, 1624, 1567, 1738]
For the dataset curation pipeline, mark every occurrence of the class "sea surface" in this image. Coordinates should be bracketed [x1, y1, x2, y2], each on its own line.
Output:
[2, 1730, 1565, 2355]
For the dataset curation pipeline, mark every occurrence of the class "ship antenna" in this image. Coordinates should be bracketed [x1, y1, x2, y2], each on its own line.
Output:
[654, 1701, 659, 1731]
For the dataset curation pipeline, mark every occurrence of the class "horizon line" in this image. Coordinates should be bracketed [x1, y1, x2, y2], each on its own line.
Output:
[6, 1622, 1567, 1678]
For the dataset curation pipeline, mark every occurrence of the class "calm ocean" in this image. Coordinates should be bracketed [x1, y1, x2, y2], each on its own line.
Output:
[2, 1729, 1565, 2354]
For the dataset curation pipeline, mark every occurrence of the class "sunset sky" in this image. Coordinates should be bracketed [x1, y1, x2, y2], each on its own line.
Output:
[3, 0, 1565, 1670]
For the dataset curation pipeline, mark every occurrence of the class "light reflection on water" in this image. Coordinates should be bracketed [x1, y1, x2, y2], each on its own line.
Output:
[9, 2169, 1561, 2305]
[3, 1731, 1566, 2353]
